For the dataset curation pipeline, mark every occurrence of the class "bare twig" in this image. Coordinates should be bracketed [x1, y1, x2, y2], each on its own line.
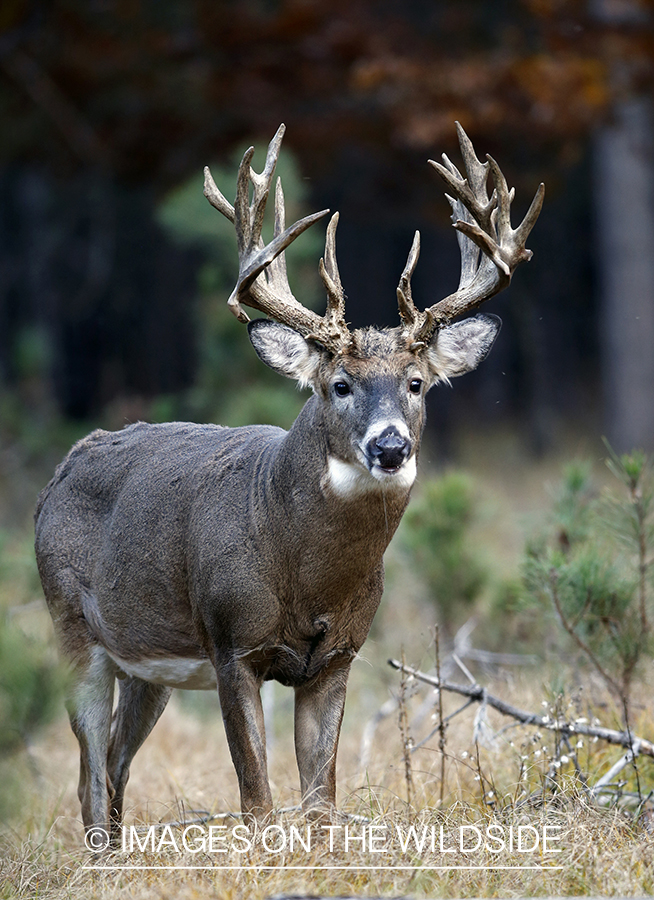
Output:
[561, 734, 590, 795]
[434, 626, 446, 805]
[569, 589, 593, 631]
[622, 698, 643, 803]
[398, 649, 414, 808]
[452, 653, 476, 685]
[409, 698, 475, 754]
[359, 621, 533, 768]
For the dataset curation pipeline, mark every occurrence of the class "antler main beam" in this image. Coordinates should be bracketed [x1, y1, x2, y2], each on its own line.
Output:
[206, 123, 543, 355]
[204, 124, 352, 353]
[399, 122, 545, 345]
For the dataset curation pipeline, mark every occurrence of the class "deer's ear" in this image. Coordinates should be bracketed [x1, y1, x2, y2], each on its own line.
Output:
[248, 319, 322, 388]
[425, 314, 501, 384]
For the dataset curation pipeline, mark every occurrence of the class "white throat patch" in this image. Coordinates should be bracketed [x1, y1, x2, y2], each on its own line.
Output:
[322, 455, 417, 499]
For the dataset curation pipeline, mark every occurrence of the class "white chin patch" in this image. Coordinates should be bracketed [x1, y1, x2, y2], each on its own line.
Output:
[323, 455, 417, 499]
[107, 652, 217, 690]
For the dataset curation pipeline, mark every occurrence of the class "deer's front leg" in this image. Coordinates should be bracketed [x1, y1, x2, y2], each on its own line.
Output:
[294, 663, 350, 817]
[217, 656, 272, 821]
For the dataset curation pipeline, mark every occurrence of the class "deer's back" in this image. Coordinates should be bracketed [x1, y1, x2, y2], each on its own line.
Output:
[34, 422, 285, 652]
[38, 419, 282, 518]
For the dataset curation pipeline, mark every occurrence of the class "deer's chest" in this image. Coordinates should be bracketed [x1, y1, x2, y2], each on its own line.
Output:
[259, 590, 381, 687]
[262, 628, 356, 687]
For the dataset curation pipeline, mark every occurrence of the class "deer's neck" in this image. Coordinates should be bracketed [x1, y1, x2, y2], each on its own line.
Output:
[262, 396, 412, 560]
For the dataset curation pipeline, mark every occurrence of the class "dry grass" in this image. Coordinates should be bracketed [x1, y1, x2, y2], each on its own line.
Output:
[2, 656, 654, 899]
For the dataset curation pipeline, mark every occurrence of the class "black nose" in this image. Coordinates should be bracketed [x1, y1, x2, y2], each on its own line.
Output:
[369, 427, 411, 470]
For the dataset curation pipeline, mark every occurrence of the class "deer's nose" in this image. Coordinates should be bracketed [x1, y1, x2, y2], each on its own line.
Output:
[368, 427, 411, 470]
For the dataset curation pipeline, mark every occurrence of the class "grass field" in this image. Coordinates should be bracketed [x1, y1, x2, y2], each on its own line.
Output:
[3, 670, 654, 899]
[2, 429, 654, 898]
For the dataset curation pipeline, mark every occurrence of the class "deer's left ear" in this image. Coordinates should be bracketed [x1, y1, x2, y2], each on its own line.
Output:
[248, 319, 322, 388]
[425, 314, 501, 384]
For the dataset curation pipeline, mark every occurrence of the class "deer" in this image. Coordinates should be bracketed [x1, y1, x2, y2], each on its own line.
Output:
[35, 123, 543, 844]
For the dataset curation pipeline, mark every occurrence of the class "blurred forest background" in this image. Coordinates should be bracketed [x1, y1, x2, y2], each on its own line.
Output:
[1, 0, 654, 491]
[2, 0, 654, 853]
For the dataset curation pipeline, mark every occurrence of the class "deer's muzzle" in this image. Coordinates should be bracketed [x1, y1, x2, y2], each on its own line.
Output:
[367, 426, 412, 472]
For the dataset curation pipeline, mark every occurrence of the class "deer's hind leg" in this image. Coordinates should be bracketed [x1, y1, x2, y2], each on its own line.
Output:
[67, 644, 117, 842]
[107, 677, 172, 835]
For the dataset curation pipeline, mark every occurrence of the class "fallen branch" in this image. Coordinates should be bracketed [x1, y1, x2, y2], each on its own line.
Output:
[388, 658, 654, 759]
[589, 745, 640, 797]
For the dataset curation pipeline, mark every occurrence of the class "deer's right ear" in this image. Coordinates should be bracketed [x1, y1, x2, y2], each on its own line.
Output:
[248, 320, 322, 388]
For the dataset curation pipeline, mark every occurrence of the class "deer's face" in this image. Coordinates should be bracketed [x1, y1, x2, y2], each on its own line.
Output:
[314, 333, 427, 495]
[249, 315, 500, 497]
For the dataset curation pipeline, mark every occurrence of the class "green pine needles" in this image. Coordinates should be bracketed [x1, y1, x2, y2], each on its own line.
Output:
[399, 472, 487, 635]
[524, 444, 654, 723]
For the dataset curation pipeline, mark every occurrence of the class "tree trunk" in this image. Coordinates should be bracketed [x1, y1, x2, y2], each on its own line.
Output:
[593, 96, 654, 451]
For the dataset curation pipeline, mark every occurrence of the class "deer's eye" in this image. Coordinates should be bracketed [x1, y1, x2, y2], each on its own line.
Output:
[333, 381, 351, 397]
[409, 378, 423, 395]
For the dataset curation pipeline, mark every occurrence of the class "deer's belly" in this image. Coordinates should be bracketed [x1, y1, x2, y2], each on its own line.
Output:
[107, 650, 217, 690]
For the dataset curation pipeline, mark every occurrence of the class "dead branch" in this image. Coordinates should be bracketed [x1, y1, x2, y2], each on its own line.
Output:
[589, 746, 640, 798]
[388, 658, 654, 759]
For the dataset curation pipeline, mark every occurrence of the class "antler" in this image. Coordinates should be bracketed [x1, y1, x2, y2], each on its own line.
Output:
[398, 122, 545, 346]
[204, 124, 352, 353]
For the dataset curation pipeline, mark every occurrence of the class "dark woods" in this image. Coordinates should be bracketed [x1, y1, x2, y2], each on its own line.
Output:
[1, 0, 653, 448]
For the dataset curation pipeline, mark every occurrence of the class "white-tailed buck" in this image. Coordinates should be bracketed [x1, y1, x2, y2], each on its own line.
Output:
[35, 124, 543, 841]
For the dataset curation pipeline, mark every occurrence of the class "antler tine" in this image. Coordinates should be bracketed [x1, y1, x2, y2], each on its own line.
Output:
[263, 177, 295, 305]
[311, 213, 352, 352]
[404, 123, 544, 344]
[396, 230, 421, 327]
[453, 120, 494, 223]
[245, 124, 287, 262]
[513, 173, 546, 247]
[319, 213, 345, 317]
[205, 125, 353, 352]
[446, 193, 482, 290]
[203, 167, 235, 222]
[432, 124, 495, 233]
